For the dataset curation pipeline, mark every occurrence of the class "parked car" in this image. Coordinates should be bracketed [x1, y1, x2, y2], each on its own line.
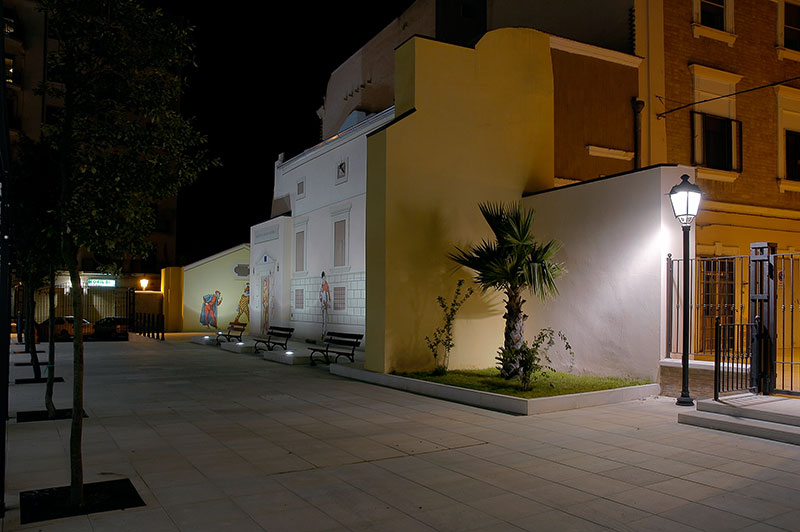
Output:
[93, 316, 129, 340]
[52, 316, 95, 340]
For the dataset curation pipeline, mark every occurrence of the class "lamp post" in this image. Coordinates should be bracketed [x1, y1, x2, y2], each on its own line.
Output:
[669, 174, 702, 407]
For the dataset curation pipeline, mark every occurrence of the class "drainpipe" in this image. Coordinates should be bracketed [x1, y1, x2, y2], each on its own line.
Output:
[632, 98, 645, 169]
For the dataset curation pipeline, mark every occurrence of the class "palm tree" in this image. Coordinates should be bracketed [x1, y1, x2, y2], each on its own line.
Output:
[449, 202, 564, 352]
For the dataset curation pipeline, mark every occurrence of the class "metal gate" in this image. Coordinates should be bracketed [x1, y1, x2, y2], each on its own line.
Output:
[666, 242, 800, 396]
[33, 286, 134, 324]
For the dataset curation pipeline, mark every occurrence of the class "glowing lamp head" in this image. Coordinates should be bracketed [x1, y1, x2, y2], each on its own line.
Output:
[285, 350, 294, 356]
[669, 174, 702, 226]
[139, 278, 149, 290]
[203, 335, 210, 339]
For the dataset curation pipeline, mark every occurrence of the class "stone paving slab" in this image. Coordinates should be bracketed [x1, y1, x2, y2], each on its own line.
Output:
[5, 334, 800, 531]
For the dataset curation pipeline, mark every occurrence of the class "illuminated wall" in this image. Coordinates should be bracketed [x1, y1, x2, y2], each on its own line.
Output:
[523, 165, 692, 381]
[366, 28, 556, 373]
[161, 266, 183, 332]
[270, 110, 394, 342]
[250, 217, 291, 336]
[182, 245, 250, 332]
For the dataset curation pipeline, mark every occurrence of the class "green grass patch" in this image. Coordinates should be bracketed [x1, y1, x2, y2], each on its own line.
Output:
[398, 368, 650, 399]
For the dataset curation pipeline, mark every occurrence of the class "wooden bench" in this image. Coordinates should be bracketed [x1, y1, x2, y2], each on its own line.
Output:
[308, 332, 364, 365]
[252, 326, 295, 352]
[215, 322, 247, 345]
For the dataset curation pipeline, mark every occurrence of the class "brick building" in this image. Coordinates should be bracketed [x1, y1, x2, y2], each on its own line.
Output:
[638, 0, 800, 256]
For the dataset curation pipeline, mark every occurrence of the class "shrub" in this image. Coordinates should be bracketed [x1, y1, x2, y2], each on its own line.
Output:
[496, 328, 573, 391]
[425, 279, 474, 374]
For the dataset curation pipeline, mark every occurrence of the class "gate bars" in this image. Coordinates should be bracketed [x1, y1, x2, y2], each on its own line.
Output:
[668, 243, 800, 397]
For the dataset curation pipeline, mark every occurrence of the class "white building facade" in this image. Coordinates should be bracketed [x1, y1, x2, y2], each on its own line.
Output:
[250, 107, 394, 341]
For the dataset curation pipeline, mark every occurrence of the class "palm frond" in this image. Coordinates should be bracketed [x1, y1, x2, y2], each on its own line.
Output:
[452, 202, 564, 299]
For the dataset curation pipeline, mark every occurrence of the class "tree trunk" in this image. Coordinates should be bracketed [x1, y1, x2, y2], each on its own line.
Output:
[45, 268, 57, 418]
[503, 287, 527, 351]
[25, 285, 41, 380]
[68, 263, 84, 508]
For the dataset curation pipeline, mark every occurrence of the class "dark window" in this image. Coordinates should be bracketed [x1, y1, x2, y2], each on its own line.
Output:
[787, 3, 800, 51]
[787, 130, 800, 181]
[701, 0, 725, 31]
[692, 112, 742, 172]
[4, 15, 17, 37]
[704, 115, 732, 170]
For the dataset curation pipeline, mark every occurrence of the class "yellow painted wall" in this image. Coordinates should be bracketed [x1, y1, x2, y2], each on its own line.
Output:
[161, 266, 184, 332]
[366, 28, 556, 373]
[183, 247, 250, 332]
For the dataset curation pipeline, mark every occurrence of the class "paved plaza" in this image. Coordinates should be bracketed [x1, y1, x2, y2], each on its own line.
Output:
[4, 334, 800, 531]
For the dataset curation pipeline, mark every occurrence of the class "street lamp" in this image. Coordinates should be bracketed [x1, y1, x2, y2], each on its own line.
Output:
[139, 278, 149, 291]
[669, 174, 702, 407]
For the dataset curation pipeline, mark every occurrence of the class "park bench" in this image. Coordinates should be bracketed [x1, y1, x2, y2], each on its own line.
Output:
[308, 331, 363, 365]
[215, 322, 247, 345]
[252, 326, 295, 352]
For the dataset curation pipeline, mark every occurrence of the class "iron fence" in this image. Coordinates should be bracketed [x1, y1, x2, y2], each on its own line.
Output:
[713, 316, 757, 401]
[666, 254, 749, 359]
[773, 253, 800, 394]
[32, 286, 134, 324]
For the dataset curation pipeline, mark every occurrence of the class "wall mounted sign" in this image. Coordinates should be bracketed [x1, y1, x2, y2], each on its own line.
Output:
[87, 278, 116, 287]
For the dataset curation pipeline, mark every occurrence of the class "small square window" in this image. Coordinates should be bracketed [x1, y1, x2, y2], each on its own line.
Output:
[787, 130, 800, 181]
[295, 288, 304, 309]
[296, 179, 305, 200]
[335, 158, 348, 184]
[333, 286, 346, 311]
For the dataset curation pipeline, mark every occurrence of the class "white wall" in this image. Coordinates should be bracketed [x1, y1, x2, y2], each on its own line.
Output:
[266, 108, 393, 342]
[250, 217, 291, 334]
[523, 165, 694, 380]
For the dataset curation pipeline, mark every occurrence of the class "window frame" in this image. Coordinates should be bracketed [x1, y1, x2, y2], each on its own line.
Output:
[778, 0, 800, 61]
[332, 285, 347, 313]
[293, 218, 308, 277]
[329, 203, 351, 273]
[691, 111, 743, 174]
[692, 0, 736, 45]
[775, 85, 800, 192]
[335, 157, 349, 185]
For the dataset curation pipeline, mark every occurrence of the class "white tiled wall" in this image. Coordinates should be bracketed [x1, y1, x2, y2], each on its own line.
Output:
[289, 271, 365, 328]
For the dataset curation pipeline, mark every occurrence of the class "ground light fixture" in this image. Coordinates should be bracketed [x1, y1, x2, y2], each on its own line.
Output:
[669, 174, 702, 407]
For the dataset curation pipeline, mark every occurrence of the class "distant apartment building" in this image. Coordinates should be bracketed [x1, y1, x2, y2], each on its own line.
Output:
[3, 0, 178, 273]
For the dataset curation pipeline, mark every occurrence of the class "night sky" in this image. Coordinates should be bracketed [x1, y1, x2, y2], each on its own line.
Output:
[166, 1, 415, 265]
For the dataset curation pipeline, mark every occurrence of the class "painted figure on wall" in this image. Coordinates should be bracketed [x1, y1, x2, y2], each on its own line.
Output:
[233, 282, 250, 325]
[200, 290, 222, 328]
[261, 276, 270, 335]
[319, 272, 330, 338]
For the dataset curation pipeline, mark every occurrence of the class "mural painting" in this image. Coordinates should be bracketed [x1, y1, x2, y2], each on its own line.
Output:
[261, 276, 270, 334]
[200, 290, 222, 328]
[319, 271, 330, 338]
[233, 282, 250, 325]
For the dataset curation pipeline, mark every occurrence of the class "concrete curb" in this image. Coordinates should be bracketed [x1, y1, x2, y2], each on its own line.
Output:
[330, 364, 661, 415]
